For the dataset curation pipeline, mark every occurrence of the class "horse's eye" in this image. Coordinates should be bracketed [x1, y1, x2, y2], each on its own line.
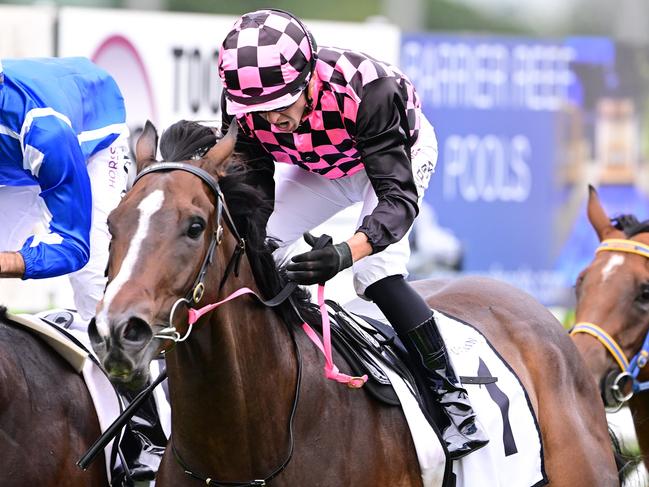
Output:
[574, 273, 585, 297]
[638, 283, 649, 303]
[187, 220, 205, 239]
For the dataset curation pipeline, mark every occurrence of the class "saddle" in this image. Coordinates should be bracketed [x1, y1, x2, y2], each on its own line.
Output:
[322, 300, 497, 408]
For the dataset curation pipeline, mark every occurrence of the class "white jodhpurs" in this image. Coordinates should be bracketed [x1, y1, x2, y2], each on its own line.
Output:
[267, 115, 438, 297]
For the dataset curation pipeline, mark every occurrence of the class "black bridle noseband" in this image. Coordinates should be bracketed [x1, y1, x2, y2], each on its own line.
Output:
[131, 161, 301, 486]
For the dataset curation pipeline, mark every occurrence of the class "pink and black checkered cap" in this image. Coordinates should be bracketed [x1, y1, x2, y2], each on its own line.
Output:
[218, 10, 315, 116]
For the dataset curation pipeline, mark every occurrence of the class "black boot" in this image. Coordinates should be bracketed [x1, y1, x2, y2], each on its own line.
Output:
[112, 386, 167, 484]
[405, 315, 489, 460]
[365, 275, 488, 459]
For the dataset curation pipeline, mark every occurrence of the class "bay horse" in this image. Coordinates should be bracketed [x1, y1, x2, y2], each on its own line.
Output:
[88, 120, 620, 486]
[572, 185, 649, 469]
[0, 306, 107, 486]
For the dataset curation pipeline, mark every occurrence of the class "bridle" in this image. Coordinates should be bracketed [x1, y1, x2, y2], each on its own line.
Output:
[130, 161, 300, 486]
[132, 161, 246, 342]
[570, 238, 649, 409]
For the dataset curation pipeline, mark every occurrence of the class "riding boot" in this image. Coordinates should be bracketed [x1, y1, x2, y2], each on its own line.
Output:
[112, 385, 167, 485]
[404, 314, 489, 459]
[365, 275, 488, 459]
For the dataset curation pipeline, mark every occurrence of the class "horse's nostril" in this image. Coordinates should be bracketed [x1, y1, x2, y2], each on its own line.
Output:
[122, 316, 152, 344]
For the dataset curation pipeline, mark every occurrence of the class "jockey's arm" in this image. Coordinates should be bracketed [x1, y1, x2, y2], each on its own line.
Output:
[354, 77, 420, 255]
[0, 252, 25, 277]
[15, 117, 92, 280]
[346, 232, 373, 263]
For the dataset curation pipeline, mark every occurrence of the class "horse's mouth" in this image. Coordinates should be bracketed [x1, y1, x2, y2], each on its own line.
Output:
[106, 365, 149, 390]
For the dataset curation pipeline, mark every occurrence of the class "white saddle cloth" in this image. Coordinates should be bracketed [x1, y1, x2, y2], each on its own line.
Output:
[345, 301, 547, 487]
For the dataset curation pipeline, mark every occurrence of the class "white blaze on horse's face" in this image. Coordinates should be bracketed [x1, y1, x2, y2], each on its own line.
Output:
[601, 254, 625, 283]
[95, 189, 165, 337]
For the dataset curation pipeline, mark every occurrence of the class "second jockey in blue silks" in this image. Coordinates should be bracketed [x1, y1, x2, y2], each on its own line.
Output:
[0, 56, 167, 483]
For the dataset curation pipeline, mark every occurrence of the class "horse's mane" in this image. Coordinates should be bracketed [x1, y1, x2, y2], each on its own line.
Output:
[611, 214, 649, 237]
[159, 120, 317, 328]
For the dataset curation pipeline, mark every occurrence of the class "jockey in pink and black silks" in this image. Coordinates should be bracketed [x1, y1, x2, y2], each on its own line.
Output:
[218, 9, 488, 459]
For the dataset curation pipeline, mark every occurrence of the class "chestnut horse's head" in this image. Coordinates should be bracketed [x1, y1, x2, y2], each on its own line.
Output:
[88, 120, 238, 389]
[573, 185, 649, 409]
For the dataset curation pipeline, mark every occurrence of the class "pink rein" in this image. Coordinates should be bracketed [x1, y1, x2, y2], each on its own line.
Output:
[186, 284, 368, 388]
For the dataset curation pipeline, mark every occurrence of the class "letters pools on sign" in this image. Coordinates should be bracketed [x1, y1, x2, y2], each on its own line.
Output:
[442, 134, 532, 203]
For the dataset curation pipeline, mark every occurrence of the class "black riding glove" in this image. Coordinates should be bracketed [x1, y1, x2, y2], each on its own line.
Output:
[286, 233, 353, 285]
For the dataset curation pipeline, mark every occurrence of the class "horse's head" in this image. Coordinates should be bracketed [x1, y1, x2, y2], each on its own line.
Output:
[573, 185, 649, 408]
[88, 120, 239, 389]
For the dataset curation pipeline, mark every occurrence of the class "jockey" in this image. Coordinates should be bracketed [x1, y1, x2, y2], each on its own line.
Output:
[218, 9, 488, 459]
[0, 57, 165, 481]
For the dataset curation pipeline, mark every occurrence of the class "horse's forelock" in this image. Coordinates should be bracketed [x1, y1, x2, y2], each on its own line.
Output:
[160, 120, 217, 162]
[611, 214, 649, 237]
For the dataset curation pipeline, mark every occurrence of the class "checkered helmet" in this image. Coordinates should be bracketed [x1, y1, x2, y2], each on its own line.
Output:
[218, 9, 316, 116]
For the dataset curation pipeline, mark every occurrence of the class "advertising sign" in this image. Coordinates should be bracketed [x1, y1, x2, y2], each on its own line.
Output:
[0, 6, 56, 58]
[57, 8, 400, 140]
[401, 34, 649, 305]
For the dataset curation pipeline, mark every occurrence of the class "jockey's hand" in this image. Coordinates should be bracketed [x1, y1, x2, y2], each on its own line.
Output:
[286, 233, 353, 285]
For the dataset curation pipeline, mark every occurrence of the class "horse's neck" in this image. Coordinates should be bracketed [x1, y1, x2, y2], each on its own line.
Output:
[166, 251, 298, 473]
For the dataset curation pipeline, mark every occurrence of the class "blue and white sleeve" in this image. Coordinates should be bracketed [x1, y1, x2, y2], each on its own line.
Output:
[19, 115, 92, 279]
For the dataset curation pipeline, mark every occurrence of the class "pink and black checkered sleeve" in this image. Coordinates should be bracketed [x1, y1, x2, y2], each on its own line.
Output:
[354, 77, 421, 254]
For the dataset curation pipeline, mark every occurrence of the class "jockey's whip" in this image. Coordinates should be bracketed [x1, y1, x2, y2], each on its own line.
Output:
[76, 369, 167, 470]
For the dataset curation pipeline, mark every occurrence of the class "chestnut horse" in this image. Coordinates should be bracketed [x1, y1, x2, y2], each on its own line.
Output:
[0, 307, 106, 486]
[88, 121, 620, 486]
[572, 185, 649, 469]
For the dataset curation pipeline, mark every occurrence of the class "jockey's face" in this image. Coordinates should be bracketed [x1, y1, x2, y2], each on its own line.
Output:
[258, 91, 308, 133]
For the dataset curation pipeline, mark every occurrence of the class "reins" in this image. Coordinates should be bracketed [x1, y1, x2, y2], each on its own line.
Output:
[571, 238, 649, 407]
[133, 161, 366, 485]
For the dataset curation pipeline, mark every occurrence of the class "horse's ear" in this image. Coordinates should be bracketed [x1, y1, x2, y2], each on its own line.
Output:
[587, 185, 617, 241]
[135, 121, 159, 173]
[204, 121, 238, 169]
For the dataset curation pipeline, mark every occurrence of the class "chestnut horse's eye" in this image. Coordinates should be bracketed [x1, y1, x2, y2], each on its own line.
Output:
[638, 283, 649, 303]
[574, 272, 585, 297]
[187, 219, 205, 239]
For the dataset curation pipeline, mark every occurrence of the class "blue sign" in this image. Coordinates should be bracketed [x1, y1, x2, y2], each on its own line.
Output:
[400, 34, 627, 305]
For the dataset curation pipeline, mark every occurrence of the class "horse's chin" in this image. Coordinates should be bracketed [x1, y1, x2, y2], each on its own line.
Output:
[111, 367, 151, 391]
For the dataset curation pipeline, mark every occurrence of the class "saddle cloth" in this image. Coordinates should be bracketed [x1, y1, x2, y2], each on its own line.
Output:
[342, 301, 548, 487]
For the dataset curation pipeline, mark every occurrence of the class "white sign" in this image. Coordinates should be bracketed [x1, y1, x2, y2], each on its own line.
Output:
[58, 7, 400, 137]
[0, 6, 56, 57]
